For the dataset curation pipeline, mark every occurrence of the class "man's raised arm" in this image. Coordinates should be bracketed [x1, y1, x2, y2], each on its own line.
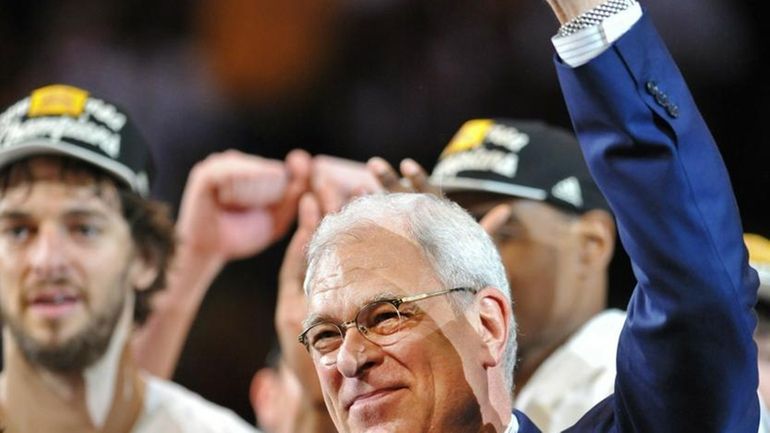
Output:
[543, 1, 759, 431]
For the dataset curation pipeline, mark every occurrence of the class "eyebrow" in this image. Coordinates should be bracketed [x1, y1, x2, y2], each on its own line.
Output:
[302, 291, 402, 329]
[0, 208, 113, 230]
[0, 211, 31, 221]
[61, 208, 110, 221]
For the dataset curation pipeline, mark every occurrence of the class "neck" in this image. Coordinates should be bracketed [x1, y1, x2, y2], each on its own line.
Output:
[475, 365, 514, 433]
[514, 283, 606, 393]
[0, 297, 145, 433]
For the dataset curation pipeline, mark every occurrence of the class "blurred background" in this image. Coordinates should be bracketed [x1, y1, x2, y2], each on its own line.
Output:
[1, 0, 767, 424]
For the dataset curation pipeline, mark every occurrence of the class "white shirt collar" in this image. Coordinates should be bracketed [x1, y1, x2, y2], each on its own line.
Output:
[504, 414, 520, 433]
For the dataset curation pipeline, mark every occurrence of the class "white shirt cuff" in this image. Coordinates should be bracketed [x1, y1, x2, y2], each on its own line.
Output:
[551, 3, 643, 67]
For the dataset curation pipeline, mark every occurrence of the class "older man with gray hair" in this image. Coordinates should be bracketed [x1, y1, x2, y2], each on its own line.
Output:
[300, 192, 516, 433]
[296, 0, 759, 431]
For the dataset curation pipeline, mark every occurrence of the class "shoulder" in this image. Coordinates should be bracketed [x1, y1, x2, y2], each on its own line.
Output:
[133, 375, 260, 433]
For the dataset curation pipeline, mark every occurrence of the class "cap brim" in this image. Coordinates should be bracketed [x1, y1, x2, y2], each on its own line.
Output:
[430, 176, 547, 201]
[0, 139, 141, 193]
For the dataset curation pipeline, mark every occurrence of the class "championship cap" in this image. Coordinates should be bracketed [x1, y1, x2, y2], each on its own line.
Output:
[430, 118, 608, 214]
[0, 84, 152, 196]
[745, 233, 770, 302]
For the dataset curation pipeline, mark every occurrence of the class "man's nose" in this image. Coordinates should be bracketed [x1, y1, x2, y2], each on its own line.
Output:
[335, 328, 381, 378]
[28, 225, 69, 277]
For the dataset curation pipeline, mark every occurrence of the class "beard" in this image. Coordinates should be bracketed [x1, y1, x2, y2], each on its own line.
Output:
[1, 281, 127, 374]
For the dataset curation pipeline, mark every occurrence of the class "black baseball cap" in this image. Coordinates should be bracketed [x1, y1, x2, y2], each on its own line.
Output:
[430, 118, 608, 214]
[0, 84, 152, 196]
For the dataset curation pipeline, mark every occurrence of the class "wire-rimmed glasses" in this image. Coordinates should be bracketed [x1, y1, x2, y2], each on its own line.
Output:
[298, 287, 477, 365]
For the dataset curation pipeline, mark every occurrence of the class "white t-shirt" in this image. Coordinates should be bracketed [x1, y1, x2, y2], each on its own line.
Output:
[514, 310, 626, 433]
[132, 375, 259, 433]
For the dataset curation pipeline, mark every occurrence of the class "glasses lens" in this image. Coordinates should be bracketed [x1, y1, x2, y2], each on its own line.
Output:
[305, 323, 343, 356]
[358, 301, 402, 346]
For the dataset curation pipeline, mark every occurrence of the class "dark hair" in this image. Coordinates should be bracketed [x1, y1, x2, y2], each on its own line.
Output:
[0, 155, 176, 324]
[118, 188, 176, 323]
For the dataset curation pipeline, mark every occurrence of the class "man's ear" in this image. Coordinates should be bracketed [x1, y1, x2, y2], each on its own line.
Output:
[130, 253, 160, 292]
[575, 209, 615, 269]
[250, 368, 279, 428]
[475, 287, 512, 368]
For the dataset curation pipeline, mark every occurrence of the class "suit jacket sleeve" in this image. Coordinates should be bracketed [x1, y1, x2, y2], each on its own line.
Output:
[555, 13, 758, 433]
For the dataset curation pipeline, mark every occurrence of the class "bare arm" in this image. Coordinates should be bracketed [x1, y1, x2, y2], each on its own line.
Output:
[132, 149, 311, 379]
[273, 193, 337, 433]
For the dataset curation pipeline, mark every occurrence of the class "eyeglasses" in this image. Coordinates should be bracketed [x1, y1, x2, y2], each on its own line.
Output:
[298, 287, 477, 364]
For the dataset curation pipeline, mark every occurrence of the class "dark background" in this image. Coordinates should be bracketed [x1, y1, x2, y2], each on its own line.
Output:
[1, 0, 768, 424]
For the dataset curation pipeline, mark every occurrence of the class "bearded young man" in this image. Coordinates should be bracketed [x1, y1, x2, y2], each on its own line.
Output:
[0, 84, 259, 432]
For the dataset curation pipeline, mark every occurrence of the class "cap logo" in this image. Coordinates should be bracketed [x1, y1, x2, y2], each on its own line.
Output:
[0, 86, 127, 159]
[28, 85, 89, 118]
[551, 176, 583, 208]
[434, 120, 533, 180]
[0, 84, 151, 197]
[440, 119, 493, 157]
[432, 149, 519, 179]
[485, 124, 530, 153]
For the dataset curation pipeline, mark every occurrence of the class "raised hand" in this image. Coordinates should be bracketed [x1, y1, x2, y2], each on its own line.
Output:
[176, 149, 311, 264]
[275, 193, 325, 402]
[311, 155, 383, 214]
[367, 156, 442, 196]
[133, 149, 310, 379]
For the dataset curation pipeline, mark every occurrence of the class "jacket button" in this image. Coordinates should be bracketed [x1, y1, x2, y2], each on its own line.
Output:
[646, 81, 658, 94]
[667, 104, 679, 118]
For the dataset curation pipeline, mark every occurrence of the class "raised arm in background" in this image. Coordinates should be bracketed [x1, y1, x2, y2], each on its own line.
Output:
[132, 149, 311, 378]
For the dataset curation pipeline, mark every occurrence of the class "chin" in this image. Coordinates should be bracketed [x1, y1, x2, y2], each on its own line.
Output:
[346, 417, 426, 433]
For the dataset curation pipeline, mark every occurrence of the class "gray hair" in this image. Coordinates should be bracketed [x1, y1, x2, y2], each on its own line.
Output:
[304, 192, 517, 392]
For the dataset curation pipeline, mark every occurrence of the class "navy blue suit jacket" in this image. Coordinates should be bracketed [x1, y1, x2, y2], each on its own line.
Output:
[514, 13, 759, 433]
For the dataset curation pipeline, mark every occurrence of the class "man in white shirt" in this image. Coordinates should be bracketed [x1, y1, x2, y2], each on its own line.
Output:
[0, 84, 265, 432]
[747, 233, 770, 433]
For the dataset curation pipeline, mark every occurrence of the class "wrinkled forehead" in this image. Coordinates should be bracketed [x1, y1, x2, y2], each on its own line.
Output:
[306, 223, 443, 311]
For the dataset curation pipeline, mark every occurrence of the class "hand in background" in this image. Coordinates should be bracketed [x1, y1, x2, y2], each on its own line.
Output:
[275, 193, 324, 402]
[366, 156, 442, 196]
[134, 149, 311, 379]
[176, 149, 311, 265]
[311, 155, 383, 213]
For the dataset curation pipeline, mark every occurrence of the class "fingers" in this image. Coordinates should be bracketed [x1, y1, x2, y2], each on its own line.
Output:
[368, 156, 442, 196]
[270, 149, 313, 239]
[297, 192, 322, 237]
[312, 155, 383, 213]
[368, 156, 411, 193]
[479, 203, 513, 236]
[190, 150, 289, 209]
[275, 196, 317, 373]
[279, 193, 321, 286]
[315, 181, 344, 214]
[285, 149, 312, 184]
[400, 158, 441, 196]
